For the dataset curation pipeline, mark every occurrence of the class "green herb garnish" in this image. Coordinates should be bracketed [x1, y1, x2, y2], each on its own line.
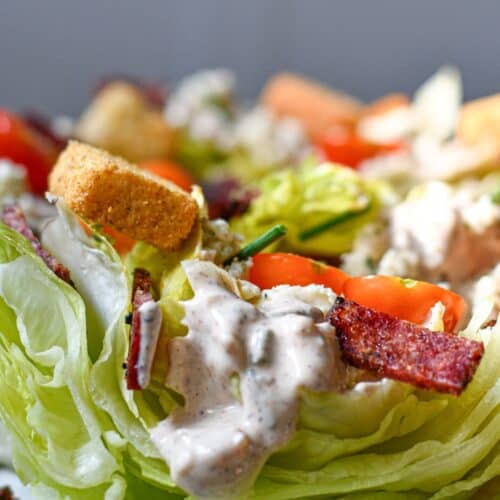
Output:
[298, 204, 371, 241]
[224, 224, 287, 265]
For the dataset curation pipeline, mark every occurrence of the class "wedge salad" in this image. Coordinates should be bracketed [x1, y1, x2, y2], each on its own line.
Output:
[0, 67, 500, 499]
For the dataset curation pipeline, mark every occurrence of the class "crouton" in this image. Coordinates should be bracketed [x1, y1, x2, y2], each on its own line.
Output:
[458, 93, 500, 147]
[75, 82, 172, 162]
[260, 72, 362, 142]
[49, 141, 198, 251]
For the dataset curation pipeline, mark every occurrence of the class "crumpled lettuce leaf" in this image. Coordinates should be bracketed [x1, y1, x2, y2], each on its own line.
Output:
[231, 161, 390, 256]
[0, 421, 12, 465]
[0, 223, 120, 496]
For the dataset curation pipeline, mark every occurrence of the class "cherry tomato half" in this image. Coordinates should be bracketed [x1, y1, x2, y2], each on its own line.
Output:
[249, 252, 466, 332]
[0, 109, 56, 194]
[140, 160, 194, 192]
[318, 126, 404, 169]
[342, 275, 466, 332]
[249, 252, 349, 294]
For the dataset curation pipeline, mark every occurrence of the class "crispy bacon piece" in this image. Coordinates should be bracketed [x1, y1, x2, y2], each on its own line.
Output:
[126, 268, 155, 390]
[2, 204, 73, 285]
[328, 297, 484, 395]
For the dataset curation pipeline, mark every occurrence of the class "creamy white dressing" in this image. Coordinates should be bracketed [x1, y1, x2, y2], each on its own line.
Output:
[136, 300, 162, 389]
[151, 260, 340, 499]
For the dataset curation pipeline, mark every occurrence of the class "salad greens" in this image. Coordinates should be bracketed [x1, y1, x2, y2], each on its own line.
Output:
[0, 222, 121, 497]
[231, 161, 390, 256]
[0, 196, 499, 498]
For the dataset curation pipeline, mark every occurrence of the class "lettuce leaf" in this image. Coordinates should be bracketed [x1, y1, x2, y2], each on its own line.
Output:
[0, 223, 120, 495]
[45, 200, 183, 494]
[231, 162, 390, 256]
[41, 198, 130, 362]
[0, 421, 12, 465]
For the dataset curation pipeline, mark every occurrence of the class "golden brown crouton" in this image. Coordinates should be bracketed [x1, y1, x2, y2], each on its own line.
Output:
[260, 72, 362, 142]
[458, 93, 500, 147]
[49, 141, 198, 251]
[75, 82, 172, 162]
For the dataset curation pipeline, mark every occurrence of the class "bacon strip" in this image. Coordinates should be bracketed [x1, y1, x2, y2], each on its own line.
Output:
[328, 297, 484, 395]
[126, 268, 155, 390]
[2, 204, 72, 285]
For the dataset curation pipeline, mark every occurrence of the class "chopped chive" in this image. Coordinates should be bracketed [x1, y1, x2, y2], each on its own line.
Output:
[224, 224, 287, 265]
[299, 204, 371, 241]
[491, 188, 500, 205]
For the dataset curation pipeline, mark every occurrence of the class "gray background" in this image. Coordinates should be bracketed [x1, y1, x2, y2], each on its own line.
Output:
[1, 0, 499, 116]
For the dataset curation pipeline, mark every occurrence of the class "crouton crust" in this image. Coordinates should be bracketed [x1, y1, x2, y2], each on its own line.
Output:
[49, 141, 197, 251]
[458, 93, 500, 147]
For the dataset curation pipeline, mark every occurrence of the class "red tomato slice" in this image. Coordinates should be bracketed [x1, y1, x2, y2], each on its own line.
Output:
[249, 252, 349, 294]
[140, 160, 194, 192]
[318, 126, 404, 169]
[342, 275, 466, 332]
[0, 109, 56, 194]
